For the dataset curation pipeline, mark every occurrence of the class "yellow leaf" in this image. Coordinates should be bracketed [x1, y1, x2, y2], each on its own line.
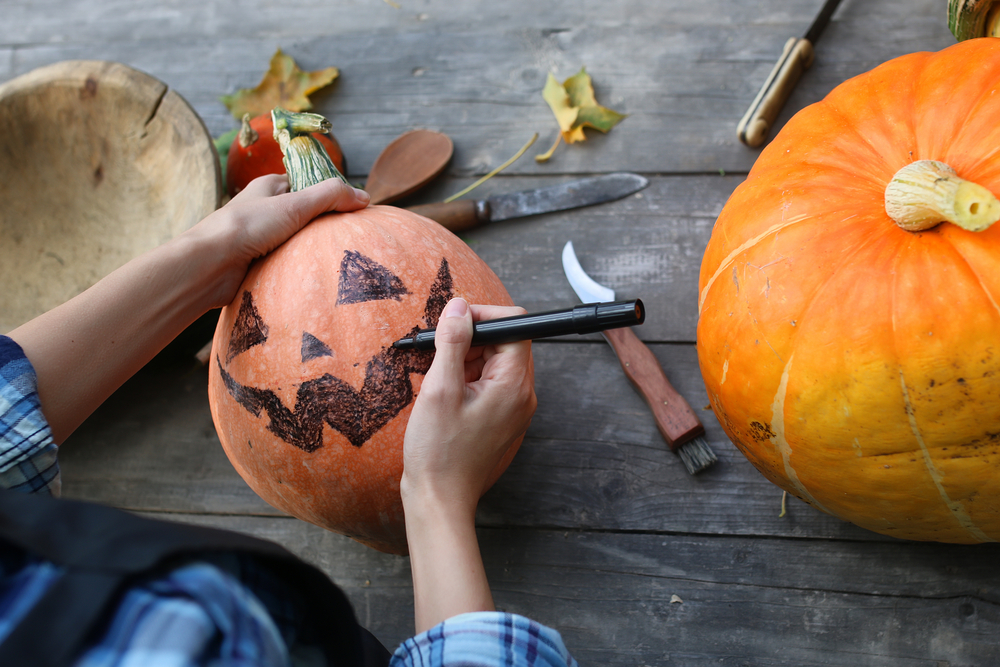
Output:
[542, 73, 579, 139]
[220, 48, 339, 120]
[538, 67, 626, 160]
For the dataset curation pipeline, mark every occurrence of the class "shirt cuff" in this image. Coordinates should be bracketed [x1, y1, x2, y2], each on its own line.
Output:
[391, 611, 577, 667]
[0, 336, 60, 495]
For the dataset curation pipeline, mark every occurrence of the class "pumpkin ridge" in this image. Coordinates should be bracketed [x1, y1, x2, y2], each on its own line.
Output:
[917, 40, 1000, 169]
[936, 228, 1000, 318]
[768, 354, 833, 514]
[897, 367, 995, 542]
[698, 213, 810, 314]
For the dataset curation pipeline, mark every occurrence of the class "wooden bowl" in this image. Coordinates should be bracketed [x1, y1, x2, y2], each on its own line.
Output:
[0, 61, 222, 333]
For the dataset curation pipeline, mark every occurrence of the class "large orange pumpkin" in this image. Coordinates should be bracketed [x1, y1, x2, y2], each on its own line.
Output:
[208, 112, 523, 555]
[697, 38, 1000, 543]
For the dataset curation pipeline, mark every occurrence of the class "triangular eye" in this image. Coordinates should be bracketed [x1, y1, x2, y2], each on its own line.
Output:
[423, 258, 453, 328]
[337, 250, 410, 305]
[227, 291, 269, 363]
[301, 331, 334, 362]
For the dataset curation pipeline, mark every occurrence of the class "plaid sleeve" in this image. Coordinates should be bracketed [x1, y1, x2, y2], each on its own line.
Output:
[390, 612, 578, 667]
[0, 336, 60, 495]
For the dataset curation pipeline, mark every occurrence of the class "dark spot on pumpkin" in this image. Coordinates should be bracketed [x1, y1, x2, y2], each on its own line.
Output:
[93, 164, 103, 185]
[227, 291, 269, 363]
[301, 331, 333, 362]
[337, 250, 410, 305]
[247, 440, 252, 449]
[221, 258, 453, 450]
[81, 76, 98, 99]
[958, 377, 966, 384]
[748, 420, 776, 442]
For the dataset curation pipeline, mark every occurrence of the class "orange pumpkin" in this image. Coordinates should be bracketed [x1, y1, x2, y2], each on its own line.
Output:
[697, 39, 1000, 543]
[209, 109, 524, 554]
[208, 205, 520, 554]
[225, 112, 346, 198]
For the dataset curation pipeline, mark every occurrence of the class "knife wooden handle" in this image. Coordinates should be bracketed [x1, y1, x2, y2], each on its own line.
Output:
[737, 37, 815, 148]
[603, 327, 704, 450]
[407, 200, 490, 232]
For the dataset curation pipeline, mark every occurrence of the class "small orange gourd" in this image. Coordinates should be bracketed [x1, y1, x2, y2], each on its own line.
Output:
[225, 112, 346, 198]
[697, 39, 1000, 543]
[208, 110, 524, 554]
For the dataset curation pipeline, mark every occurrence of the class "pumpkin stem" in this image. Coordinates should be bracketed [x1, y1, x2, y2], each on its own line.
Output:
[237, 113, 258, 149]
[884, 160, 1000, 232]
[271, 107, 347, 191]
[948, 0, 1000, 39]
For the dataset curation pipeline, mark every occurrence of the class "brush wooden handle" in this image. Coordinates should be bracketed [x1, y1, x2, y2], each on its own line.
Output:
[602, 327, 704, 450]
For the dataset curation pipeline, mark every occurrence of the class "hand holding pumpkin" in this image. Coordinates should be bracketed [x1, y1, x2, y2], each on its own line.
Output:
[191, 174, 370, 310]
[9, 173, 369, 444]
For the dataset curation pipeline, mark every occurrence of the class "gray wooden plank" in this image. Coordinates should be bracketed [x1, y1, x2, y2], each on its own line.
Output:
[59, 331, 889, 542]
[135, 512, 1000, 666]
[0, 0, 957, 177]
[440, 173, 738, 342]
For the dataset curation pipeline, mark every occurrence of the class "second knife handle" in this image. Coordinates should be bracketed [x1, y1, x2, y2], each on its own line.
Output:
[603, 326, 704, 450]
[737, 37, 815, 148]
[407, 200, 491, 232]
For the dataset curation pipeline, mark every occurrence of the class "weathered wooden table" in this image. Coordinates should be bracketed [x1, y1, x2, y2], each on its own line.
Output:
[5, 0, 999, 663]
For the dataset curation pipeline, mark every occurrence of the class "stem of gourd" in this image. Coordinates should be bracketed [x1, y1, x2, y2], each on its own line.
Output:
[271, 107, 348, 192]
[884, 160, 1000, 232]
[237, 113, 258, 148]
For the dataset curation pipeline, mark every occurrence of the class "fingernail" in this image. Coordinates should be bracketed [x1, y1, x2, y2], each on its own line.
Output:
[442, 298, 468, 319]
[353, 187, 370, 202]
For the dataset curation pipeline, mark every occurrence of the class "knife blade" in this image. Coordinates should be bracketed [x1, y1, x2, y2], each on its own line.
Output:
[407, 172, 649, 233]
[737, 0, 843, 147]
[561, 241, 717, 475]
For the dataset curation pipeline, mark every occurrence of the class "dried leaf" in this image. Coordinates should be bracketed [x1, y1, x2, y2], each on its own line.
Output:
[220, 48, 339, 120]
[537, 67, 626, 162]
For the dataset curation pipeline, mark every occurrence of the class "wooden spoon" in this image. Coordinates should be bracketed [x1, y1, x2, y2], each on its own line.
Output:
[364, 129, 453, 205]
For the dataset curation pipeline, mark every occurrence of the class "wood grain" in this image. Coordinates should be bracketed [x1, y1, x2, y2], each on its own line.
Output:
[9, 1, 991, 664]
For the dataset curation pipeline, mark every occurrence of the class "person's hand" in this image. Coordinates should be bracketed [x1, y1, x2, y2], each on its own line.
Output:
[8, 173, 368, 443]
[399, 297, 536, 633]
[400, 297, 536, 514]
[188, 174, 370, 309]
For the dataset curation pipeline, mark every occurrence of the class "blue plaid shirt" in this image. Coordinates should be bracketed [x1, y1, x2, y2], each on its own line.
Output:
[0, 335, 576, 666]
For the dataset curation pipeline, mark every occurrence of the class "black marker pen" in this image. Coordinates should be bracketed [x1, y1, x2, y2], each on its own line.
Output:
[392, 300, 644, 351]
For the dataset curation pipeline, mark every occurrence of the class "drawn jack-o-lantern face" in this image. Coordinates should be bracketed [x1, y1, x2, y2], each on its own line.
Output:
[208, 206, 520, 554]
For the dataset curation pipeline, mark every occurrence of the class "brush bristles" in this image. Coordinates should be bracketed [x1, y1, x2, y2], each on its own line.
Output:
[677, 436, 717, 475]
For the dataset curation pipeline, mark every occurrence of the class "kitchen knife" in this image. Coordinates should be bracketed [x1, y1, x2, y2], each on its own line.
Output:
[737, 0, 843, 147]
[407, 172, 649, 233]
[561, 241, 717, 475]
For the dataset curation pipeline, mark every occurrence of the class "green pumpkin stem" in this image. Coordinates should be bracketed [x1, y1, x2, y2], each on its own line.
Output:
[948, 0, 1000, 40]
[884, 160, 1000, 232]
[271, 107, 347, 191]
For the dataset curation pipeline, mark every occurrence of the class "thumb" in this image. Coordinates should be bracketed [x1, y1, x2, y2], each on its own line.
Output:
[284, 178, 370, 220]
[424, 298, 473, 392]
